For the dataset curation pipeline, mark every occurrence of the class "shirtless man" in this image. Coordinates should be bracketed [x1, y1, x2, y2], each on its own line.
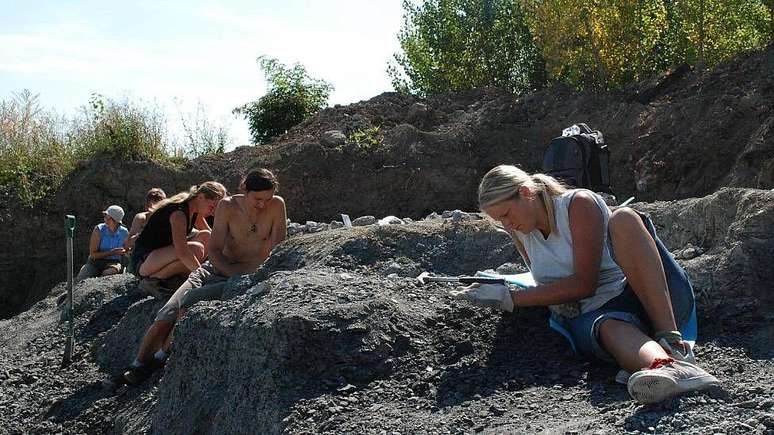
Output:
[121, 169, 287, 385]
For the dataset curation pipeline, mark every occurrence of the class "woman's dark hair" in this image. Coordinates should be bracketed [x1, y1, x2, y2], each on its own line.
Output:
[241, 168, 278, 193]
[145, 187, 166, 206]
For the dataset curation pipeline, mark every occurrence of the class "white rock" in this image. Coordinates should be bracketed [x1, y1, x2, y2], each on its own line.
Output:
[378, 216, 404, 225]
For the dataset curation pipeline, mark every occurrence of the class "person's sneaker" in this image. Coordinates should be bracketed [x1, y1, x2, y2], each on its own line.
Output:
[138, 278, 174, 301]
[655, 330, 696, 363]
[161, 275, 187, 291]
[122, 364, 155, 386]
[657, 337, 696, 363]
[627, 357, 719, 404]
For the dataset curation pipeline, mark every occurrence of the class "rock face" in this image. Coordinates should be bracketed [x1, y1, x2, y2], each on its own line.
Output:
[635, 188, 774, 321]
[2, 45, 773, 319]
[0, 189, 772, 434]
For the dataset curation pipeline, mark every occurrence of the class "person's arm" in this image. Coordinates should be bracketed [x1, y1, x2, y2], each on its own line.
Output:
[269, 196, 287, 250]
[512, 191, 604, 307]
[250, 196, 287, 266]
[170, 210, 200, 272]
[124, 213, 146, 250]
[194, 212, 212, 232]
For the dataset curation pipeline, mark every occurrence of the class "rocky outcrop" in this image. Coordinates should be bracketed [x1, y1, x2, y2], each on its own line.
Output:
[0, 189, 772, 434]
[636, 188, 774, 323]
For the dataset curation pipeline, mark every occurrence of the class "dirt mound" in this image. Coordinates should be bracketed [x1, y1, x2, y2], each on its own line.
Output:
[0, 188, 772, 434]
[2, 44, 773, 319]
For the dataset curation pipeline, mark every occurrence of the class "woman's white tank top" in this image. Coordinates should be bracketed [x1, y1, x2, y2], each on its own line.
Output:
[514, 189, 626, 316]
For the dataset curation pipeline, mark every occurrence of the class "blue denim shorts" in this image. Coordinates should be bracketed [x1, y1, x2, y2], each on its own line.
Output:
[561, 212, 696, 361]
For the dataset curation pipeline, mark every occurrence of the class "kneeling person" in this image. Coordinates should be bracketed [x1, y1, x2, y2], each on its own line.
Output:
[122, 169, 287, 385]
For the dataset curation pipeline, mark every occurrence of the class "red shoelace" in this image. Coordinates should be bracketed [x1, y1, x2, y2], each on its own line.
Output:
[647, 357, 676, 370]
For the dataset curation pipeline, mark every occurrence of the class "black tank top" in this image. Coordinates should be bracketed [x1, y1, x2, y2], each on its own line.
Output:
[135, 202, 198, 253]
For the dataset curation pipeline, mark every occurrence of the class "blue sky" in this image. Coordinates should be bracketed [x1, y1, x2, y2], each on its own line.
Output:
[0, 0, 405, 148]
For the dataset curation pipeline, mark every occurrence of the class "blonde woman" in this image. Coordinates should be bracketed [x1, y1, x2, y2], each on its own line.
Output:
[452, 165, 718, 404]
[131, 182, 226, 292]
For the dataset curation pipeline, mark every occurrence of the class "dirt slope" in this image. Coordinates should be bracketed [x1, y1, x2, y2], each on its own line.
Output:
[0, 188, 772, 434]
[1, 44, 772, 320]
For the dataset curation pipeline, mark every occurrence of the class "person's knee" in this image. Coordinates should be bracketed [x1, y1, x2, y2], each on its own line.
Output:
[191, 229, 211, 247]
[609, 208, 642, 238]
[597, 318, 625, 346]
[102, 267, 120, 276]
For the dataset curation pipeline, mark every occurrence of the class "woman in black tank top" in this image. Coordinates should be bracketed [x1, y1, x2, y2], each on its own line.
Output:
[132, 181, 226, 281]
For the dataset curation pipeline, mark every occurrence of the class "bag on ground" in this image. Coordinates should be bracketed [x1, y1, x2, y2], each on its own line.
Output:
[542, 123, 612, 194]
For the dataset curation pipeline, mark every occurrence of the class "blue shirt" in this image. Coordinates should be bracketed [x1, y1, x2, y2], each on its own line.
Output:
[97, 223, 129, 260]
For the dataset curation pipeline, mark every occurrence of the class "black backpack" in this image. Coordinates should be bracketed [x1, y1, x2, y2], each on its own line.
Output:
[542, 123, 612, 194]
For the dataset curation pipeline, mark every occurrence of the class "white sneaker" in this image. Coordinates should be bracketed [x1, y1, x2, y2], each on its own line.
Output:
[627, 358, 719, 404]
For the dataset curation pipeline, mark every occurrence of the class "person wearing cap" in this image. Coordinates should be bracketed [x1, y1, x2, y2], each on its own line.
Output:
[75, 205, 130, 282]
[124, 188, 167, 252]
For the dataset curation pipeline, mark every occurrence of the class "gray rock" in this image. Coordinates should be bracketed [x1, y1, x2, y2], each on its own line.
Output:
[495, 262, 527, 274]
[352, 215, 377, 226]
[287, 222, 304, 236]
[320, 130, 346, 147]
[451, 210, 471, 222]
[425, 212, 441, 220]
[330, 221, 344, 230]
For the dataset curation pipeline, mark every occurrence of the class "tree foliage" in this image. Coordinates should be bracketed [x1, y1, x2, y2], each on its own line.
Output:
[388, 0, 546, 97]
[234, 57, 334, 145]
[391, 0, 773, 94]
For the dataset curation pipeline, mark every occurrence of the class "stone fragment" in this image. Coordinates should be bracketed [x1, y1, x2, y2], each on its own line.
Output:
[320, 130, 346, 147]
[352, 216, 376, 226]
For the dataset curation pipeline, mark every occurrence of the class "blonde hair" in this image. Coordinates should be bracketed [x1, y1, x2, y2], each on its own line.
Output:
[149, 181, 227, 215]
[478, 165, 567, 265]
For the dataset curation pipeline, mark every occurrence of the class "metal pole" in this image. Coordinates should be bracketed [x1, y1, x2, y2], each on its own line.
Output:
[62, 215, 76, 367]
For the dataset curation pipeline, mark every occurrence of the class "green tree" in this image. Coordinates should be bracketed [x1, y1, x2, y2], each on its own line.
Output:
[388, 0, 546, 96]
[523, 0, 669, 89]
[669, 0, 772, 69]
[234, 57, 333, 145]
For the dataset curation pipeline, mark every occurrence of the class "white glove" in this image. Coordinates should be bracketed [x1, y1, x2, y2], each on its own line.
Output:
[449, 283, 515, 312]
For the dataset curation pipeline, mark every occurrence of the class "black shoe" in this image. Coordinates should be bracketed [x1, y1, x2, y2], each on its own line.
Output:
[122, 364, 155, 386]
[138, 278, 174, 301]
[161, 275, 187, 291]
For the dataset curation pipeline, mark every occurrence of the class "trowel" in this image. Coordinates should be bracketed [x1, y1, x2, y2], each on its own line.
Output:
[416, 271, 506, 285]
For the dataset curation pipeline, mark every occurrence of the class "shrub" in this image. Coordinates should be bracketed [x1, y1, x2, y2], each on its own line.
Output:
[0, 90, 74, 207]
[174, 100, 228, 158]
[0, 91, 230, 208]
[70, 94, 169, 161]
[348, 126, 381, 150]
[234, 56, 334, 145]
